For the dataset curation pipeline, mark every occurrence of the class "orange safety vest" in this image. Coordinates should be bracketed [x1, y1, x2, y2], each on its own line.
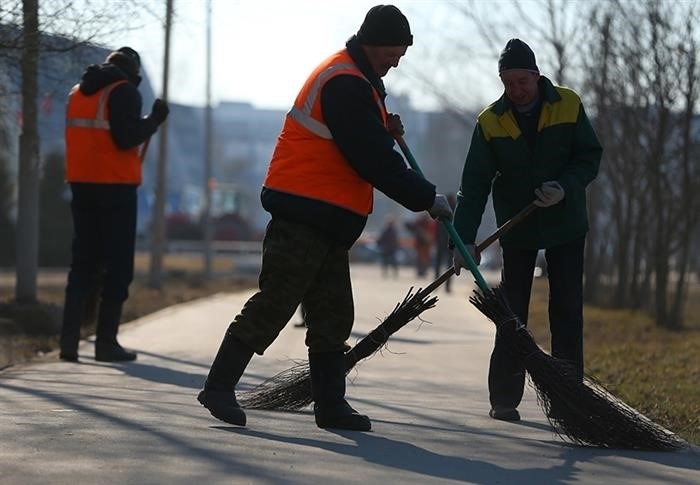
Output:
[263, 49, 388, 216]
[65, 80, 143, 184]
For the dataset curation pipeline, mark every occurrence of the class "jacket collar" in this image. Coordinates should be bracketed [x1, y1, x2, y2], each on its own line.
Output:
[490, 75, 560, 116]
[345, 35, 387, 99]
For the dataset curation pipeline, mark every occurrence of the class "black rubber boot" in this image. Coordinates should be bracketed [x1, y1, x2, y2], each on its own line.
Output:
[309, 351, 371, 431]
[197, 331, 254, 426]
[59, 292, 85, 361]
[95, 301, 137, 362]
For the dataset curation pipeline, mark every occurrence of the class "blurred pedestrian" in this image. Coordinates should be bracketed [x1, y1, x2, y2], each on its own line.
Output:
[406, 213, 435, 278]
[452, 38, 602, 421]
[196, 5, 453, 431]
[59, 47, 169, 362]
[376, 215, 400, 278]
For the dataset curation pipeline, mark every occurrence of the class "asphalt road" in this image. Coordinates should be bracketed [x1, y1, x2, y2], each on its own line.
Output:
[1, 264, 697, 484]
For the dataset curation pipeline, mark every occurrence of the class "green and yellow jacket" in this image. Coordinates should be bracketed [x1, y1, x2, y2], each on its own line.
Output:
[454, 76, 603, 249]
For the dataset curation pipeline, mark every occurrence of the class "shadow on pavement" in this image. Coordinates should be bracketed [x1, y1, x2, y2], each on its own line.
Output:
[214, 425, 699, 482]
[217, 426, 572, 484]
[76, 349, 270, 391]
[0, 380, 280, 481]
[112, 361, 206, 389]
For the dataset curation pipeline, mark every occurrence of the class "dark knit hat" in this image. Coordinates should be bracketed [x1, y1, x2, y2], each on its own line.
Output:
[498, 38, 539, 73]
[357, 5, 413, 47]
[105, 46, 141, 77]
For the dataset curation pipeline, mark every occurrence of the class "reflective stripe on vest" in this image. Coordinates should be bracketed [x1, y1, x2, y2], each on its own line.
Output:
[65, 81, 142, 184]
[65, 82, 120, 130]
[287, 62, 384, 140]
[263, 49, 386, 216]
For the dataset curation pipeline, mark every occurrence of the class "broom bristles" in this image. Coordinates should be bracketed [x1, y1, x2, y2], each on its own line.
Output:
[470, 286, 687, 451]
[238, 361, 312, 410]
[239, 286, 437, 411]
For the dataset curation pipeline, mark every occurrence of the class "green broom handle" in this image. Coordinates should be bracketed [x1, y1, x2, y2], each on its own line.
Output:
[416, 201, 537, 297]
[395, 135, 490, 293]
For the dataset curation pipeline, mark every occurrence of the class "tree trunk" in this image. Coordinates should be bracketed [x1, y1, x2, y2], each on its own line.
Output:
[583, 182, 603, 303]
[15, 0, 40, 303]
[653, 243, 669, 328]
[148, 0, 173, 289]
[629, 195, 648, 309]
[669, 235, 689, 330]
[613, 199, 630, 306]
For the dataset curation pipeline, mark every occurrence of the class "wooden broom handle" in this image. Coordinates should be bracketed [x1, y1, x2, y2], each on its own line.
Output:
[415, 202, 538, 297]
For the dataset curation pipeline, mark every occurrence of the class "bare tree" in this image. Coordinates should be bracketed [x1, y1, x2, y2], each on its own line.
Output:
[582, 0, 700, 328]
[404, 0, 583, 124]
[668, 11, 700, 327]
[581, 8, 614, 304]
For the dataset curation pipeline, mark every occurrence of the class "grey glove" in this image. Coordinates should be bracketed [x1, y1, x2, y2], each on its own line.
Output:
[428, 193, 453, 220]
[452, 245, 480, 276]
[534, 181, 564, 207]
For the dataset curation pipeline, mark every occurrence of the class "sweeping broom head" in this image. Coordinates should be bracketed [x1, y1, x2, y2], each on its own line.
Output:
[238, 360, 313, 411]
[470, 285, 687, 451]
[530, 357, 687, 450]
[239, 286, 438, 411]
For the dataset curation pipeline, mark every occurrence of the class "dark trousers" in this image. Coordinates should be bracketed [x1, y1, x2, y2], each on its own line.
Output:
[380, 253, 398, 278]
[60, 183, 137, 351]
[488, 237, 585, 408]
[229, 218, 354, 355]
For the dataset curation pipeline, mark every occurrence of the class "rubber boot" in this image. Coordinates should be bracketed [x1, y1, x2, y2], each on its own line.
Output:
[197, 331, 254, 426]
[309, 351, 371, 431]
[95, 301, 137, 362]
[59, 291, 85, 361]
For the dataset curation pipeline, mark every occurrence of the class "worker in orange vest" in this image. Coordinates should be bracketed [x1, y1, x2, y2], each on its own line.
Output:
[59, 47, 169, 363]
[197, 5, 453, 431]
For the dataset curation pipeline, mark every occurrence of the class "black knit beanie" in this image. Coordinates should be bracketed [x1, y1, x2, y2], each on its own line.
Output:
[357, 5, 413, 47]
[498, 38, 539, 73]
[105, 46, 141, 77]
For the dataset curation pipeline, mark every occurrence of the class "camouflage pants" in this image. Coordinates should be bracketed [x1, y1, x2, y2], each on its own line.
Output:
[228, 218, 354, 354]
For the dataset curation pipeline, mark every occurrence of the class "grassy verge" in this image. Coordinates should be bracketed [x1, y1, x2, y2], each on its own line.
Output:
[526, 277, 700, 446]
[0, 253, 256, 369]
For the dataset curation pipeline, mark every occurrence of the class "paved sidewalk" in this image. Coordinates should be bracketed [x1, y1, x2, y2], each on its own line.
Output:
[1, 264, 698, 484]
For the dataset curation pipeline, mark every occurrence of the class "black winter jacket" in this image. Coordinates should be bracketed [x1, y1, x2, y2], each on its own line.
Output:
[77, 63, 158, 150]
[261, 36, 435, 249]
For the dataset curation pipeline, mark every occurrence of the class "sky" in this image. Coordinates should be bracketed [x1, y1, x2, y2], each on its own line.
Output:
[103, 0, 507, 112]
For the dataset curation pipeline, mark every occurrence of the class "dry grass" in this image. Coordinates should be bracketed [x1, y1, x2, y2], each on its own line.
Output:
[133, 253, 238, 274]
[526, 278, 700, 445]
[0, 253, 256, 369]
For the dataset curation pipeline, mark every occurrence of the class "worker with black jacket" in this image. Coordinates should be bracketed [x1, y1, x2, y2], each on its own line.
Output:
[197, 5, 453, 431]
[60, 47, 169, 362]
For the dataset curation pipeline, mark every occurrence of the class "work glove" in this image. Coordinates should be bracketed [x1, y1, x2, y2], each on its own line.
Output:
[428, 193, 453, 220]
[387, 113, 404, 136]
[534, 181, 564, 207]
[149, 98, 170, 125]
[452, 244, 480, 276]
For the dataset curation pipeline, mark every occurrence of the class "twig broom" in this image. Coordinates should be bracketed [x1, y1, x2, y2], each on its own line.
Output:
[396, 135, 686, 451]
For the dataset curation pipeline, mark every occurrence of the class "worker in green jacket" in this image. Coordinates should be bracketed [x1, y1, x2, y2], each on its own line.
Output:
[452, 38, 603, 422]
